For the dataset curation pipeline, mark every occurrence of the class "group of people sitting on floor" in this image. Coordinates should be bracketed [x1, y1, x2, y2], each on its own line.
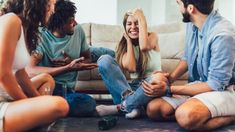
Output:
[0, 0, 234, 131]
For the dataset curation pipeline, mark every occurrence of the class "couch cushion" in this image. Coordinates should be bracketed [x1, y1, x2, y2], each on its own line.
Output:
[158, 31, 185, 59]
[81, 23, 91, 45]
[150, 22, 185, 34]
[90, 23, 123, 50]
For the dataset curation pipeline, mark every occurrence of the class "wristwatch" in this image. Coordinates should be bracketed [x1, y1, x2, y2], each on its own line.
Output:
[165, 85, 172, 97]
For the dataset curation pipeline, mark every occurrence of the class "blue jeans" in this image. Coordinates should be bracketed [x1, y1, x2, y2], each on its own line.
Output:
[90, 47, 115, 63]
[97, 55, 154, 112]
[53, 83, 96, 117]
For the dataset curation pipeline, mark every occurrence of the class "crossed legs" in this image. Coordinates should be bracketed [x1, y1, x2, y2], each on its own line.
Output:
[147, 98, 235, 131]
[175, 99, 235, 131]
[3, 96, 69, 132]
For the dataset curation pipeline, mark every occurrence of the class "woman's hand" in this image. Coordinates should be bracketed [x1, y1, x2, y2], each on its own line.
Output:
[127, 8, 145, 20]
[123, 32, 132, 44]
[132, 8, 145, 20]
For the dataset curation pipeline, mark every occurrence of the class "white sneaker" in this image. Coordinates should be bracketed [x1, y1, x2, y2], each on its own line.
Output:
[96, 105, 119, 116]
[125, 109, 141, 119]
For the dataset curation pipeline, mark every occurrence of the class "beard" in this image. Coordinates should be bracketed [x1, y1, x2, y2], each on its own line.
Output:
[67, 32, 74, 36]
[182, 12, 191, 23]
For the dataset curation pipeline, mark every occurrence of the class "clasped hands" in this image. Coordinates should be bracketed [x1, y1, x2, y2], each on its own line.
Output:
[142, 71, 170, 97]
[50, 51, 98, 70]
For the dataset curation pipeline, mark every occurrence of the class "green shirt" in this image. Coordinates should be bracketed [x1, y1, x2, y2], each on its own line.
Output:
[130, 46, 162, 79]
[36, 25, 89, 89]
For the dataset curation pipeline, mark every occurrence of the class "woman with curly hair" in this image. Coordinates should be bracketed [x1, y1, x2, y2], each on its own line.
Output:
[0, 0, 69, 131]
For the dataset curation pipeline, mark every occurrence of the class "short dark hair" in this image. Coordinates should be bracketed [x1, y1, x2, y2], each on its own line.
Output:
[47, 0, 77, 31]
[181, 0, 215, 14]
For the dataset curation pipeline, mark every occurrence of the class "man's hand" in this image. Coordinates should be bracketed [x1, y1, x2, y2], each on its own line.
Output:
[67, 57, 98, 71]
[142, 80, 167, 97]
[152, 71, 175, 84]
[142, 72, 169, 97]
[51, 51, 73, 66]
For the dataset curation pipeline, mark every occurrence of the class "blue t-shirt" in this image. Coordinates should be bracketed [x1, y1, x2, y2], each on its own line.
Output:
[36, 25, 89, 89]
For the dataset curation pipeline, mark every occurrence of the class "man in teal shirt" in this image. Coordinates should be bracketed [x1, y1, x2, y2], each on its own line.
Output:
[26, 0, 114, 116]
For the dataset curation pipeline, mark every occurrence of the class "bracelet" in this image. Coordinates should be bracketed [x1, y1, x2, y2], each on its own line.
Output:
[165, 85, 172, 97]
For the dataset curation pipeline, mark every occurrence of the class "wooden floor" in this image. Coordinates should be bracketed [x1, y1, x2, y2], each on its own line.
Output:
[31, 116, 235, 132]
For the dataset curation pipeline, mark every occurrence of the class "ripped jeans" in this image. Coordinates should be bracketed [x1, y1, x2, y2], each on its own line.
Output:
[97, 55, 154, 112]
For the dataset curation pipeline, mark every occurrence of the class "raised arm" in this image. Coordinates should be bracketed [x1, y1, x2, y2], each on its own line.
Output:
[121, 33, 137, 72]
[133, 9, 157, 51]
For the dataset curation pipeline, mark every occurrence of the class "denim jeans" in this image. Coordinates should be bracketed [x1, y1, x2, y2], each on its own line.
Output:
[90, 47, 115, 63]
[97, 55, 154, 112]
[53, 83, 96, 117]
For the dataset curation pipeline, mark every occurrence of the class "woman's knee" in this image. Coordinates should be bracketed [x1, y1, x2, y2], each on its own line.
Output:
[97, 55, 115, 69]
[48, 96, 69, 117]
[41, 73, 55, 88]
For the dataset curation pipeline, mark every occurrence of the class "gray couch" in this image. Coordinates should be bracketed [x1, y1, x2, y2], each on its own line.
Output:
[75, 22, 188, 99]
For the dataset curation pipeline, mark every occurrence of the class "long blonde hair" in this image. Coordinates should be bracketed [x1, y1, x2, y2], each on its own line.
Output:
[116, 13, 149, 78]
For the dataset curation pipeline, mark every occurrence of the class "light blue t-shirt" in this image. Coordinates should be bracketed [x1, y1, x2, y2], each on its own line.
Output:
[36, 25, 89, 89]
[182, 10, 235, 91]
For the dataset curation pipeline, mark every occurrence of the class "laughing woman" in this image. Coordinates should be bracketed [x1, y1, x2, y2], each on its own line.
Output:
[96, 9, 168, 119]
[0, 0, 69, 131]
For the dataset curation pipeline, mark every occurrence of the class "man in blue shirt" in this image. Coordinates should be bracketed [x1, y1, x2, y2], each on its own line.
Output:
[143, 0, 235, 131]
[26, 0, 114, 117]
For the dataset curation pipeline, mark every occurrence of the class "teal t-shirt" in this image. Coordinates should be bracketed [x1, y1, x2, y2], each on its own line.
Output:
[36, 25, 89, 89]
[130, 46, 162, 79]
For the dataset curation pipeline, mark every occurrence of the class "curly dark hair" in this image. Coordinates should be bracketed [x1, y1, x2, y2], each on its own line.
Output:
[181, 0, 215, 14]
[1, 0, 48, 53]
[47, 0, 77, 32]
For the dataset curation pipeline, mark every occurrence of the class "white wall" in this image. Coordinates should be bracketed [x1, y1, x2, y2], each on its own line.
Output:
[72, 0, 117, 25]
[216, 0, 235, 24]
[117, 0, 152, 26]
[234, 0, 235, 24]
[151, 0, 165, 25]
[73, 0, 235, 25]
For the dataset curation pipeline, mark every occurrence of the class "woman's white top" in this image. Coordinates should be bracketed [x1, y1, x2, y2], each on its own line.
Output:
[0, 13, 30, 101]
[11, 15, 30, 72]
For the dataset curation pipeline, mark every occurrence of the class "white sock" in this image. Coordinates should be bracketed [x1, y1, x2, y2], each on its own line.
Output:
[125, 109, 140, 119]
[96, 105, 119, 116]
